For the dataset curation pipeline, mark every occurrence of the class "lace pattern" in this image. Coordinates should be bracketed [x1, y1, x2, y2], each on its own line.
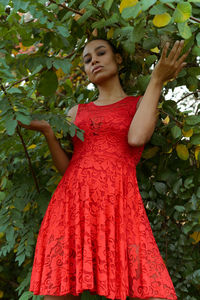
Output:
[29, 96, 177, 300]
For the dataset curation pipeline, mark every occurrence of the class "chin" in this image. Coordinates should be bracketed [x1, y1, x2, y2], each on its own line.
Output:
[91, 71, 118, 85]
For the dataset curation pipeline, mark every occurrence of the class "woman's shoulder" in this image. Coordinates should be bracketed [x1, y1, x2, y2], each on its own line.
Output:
[67, 104, 79, 124]
[67, 102, 91, 123]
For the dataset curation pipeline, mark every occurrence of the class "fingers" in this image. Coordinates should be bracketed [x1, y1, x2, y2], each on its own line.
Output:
[172, 40, 185, 62]
[167, 40, 184, 61]
[174, 62, 187, 79]
[161, 42, 170, 60]
[177, 47, 191, 65]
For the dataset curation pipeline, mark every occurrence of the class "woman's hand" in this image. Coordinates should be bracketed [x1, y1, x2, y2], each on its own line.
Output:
[18, 119, 52, 136]
[152, 40, 190, 84]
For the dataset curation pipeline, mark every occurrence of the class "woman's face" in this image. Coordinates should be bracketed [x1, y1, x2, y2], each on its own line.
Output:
[83, 39, 122, 85]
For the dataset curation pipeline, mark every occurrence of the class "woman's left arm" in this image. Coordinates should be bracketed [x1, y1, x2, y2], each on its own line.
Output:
[128, 40, 190, 147]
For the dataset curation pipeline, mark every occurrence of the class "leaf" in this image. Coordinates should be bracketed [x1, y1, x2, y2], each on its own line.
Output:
[13, 0, 29, 11]
[196, 32, 200, 47]
[19, 291, 33, 300]
[6, 226, 15, 242]
[76, 130, 84, 141]
[151, 132, 168, 147]
[192, 45, 200, 57]
[176, 144, 189, 160]
[23, 202, 31, 212]
[173, 178, 183, 194]
[162, 115, 170, 125]
[149, 4, 167, 15]
[107, 27, 114, 39]
[184, 176, 193, 189]
[104, 0, 114, 12]
[162, 100, 177, 116]
[174, 2, 192, 23]
[56, 26, 69, 38]
[150, 47, 160, 53]
[119, 0, 138, 13]
[178, 22, 192, 39]
[140, 0, 157, 11]
[154, 182, 167, 194]
[182, 222, 194, 234]
[137, 74, 151, 92]
[16, 113, 31, 125]
[121, 2, 141, 19]
[182, 128, 193, 137]
[145, 55, 157, 66]
[5, 118, 18, 136]
[190, 134, 200, 145]
[171, 125, 182, 139]
[0, 191, 5, 202]
[174, 205, 185, 212]
[197, 186, 200, 198]
[1, 0, 9, 5]
[27, 144, 37, 150]
[53, 59, 72, 74]
[188, 67, 200, 77]
[37, 70, 58, 96]
[78, 7, 98, 24]
[142, 146, 159, 159]
[195, 146, 200, 161]
[185, 115, 200, 125]
[16, 252, 26, 266]
[160, 0, 175, 2]
[1, 177, 8, 189]
[143, 36, 160, 50]
[153, 13, 171, 27]
[8, 87, 22, 94]
[79, 0, 90, 9]
[31, 64, 43, 76]
[190, 232, 200, 244]
[92, 13, 120, 29]
[69, 123, 76, 137]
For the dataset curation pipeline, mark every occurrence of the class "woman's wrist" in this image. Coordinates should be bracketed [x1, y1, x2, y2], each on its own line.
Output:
[43, 126, 55, 138]
[150, 73, 164, 87]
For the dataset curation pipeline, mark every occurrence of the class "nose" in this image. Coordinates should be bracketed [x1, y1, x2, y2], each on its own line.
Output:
[91, 54, 99, 65]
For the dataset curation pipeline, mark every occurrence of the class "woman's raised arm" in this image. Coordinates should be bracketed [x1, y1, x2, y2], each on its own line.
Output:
[128, 40, 190, 147]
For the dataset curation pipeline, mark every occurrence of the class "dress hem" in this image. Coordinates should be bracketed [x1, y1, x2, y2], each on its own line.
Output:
[29, 288, 177, 300]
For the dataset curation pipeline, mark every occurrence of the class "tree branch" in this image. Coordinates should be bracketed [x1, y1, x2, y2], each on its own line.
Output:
[92, 0, 107, 20]
[0, 81, 40, 193]
[49, 0, 99, 22]
[160, 108, 183, 127]
[16, 126, 40, 193]
[165, 3, 200, 24]
[3, 50, 75, 91]
[176, 90, 200, 103]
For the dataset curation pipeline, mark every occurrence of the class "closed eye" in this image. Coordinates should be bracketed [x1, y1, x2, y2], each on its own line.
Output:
[98, 51, 105, 56]
[84, 57, 91, 64]
[84, 51, 106, 64]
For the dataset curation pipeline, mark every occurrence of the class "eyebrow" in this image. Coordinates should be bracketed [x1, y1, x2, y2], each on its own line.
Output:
[83, 45, 106, 58]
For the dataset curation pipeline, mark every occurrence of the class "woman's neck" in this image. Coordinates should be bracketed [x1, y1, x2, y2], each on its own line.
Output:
[96, 76, 128, 104]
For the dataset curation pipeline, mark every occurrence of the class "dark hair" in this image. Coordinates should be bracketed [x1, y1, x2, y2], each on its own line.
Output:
[84, 37, 122, 56]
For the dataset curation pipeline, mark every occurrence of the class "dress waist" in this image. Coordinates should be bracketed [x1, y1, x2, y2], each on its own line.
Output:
[70, 150, 136, 169]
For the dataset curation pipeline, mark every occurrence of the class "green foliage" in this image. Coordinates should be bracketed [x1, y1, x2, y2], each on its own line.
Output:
[0, 0, 200, 299]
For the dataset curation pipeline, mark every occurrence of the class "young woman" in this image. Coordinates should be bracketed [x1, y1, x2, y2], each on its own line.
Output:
[19, 38, 189, 300]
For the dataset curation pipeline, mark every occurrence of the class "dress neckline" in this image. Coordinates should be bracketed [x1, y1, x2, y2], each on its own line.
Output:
[91, 96, 131, 107]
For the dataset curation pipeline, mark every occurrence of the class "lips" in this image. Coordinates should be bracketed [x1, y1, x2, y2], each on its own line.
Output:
[92, 66, 103, 73]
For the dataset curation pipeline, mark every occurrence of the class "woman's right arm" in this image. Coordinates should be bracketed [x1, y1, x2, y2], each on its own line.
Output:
[18, 105, 78, 176]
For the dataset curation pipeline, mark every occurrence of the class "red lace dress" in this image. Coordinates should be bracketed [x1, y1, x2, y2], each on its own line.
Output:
[29, 96, 177, 300]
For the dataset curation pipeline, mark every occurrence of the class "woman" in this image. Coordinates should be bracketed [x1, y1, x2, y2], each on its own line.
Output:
[19, 38, 189, 300]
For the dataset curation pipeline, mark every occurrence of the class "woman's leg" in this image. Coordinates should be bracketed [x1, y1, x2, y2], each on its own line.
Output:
[44, 294, 81, 300]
